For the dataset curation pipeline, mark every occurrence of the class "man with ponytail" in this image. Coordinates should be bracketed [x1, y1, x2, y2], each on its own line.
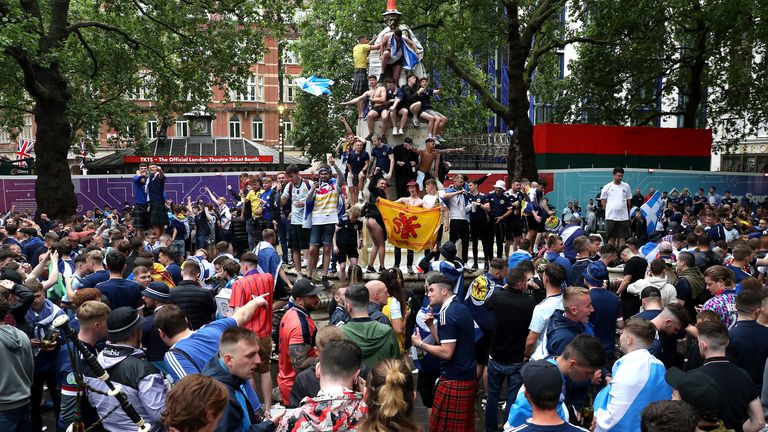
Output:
[359, 359, 420, 432]
[277, 340, 366, 432]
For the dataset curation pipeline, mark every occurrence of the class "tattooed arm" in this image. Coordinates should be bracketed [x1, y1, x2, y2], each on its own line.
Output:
[288, 343, 318, 373]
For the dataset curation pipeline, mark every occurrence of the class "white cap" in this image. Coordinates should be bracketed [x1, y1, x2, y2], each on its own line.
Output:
[494, 180, 506, 189]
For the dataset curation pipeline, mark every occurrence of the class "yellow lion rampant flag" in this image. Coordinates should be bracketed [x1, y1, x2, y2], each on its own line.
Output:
[375, 198, 441, 251]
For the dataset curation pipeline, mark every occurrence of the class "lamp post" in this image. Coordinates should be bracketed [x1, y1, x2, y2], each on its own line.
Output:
[278, 103, 285, 170]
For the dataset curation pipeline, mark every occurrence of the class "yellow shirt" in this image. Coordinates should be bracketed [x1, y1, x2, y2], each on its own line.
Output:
[245, 189, 265, 218]
[353, 43, 371, 69]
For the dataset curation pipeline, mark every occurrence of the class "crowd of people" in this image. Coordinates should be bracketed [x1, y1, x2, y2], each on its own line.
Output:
[0, 161, 767, 432]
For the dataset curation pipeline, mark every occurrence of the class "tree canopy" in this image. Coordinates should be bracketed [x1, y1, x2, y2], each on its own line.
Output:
[0, 0, 297, 217]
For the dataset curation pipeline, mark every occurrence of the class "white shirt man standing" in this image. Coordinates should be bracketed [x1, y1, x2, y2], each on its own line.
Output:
[600, 167, 632, 247]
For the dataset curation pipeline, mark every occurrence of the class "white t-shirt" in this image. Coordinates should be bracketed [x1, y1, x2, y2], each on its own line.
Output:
[281, 181, 311, 225]
[423, 193, 442, 209]
[529, 294, 563, 359]
[600, 181, 632, 221]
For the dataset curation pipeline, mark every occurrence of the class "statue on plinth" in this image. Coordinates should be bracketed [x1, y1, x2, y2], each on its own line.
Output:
[369, 0, 425, 86]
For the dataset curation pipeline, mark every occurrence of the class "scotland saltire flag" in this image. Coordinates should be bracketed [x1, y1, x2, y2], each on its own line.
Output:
[295, 76, 333, 96]
[389, 34, 421, 71]
[640, 191, 663, 237]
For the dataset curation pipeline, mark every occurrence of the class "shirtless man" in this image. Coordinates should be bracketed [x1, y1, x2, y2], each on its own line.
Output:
[392, 180, 424, 273]
[341, 76, 387, 142]
[408, 137, 464, 190]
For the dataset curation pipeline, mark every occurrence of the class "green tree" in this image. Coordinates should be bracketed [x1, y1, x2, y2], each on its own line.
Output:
[0, 0, 295, 218]
[551, 0, 768, 151]
[290, 0, 489, 163]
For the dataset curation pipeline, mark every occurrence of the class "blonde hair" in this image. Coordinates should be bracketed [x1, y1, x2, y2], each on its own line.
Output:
[359, 359, 419, 432]
[77, 301, 111, 325]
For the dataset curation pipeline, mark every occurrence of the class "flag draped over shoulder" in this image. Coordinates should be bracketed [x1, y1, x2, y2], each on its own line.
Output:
[640, 191, 663, 237]
[375, 198, 440, 251]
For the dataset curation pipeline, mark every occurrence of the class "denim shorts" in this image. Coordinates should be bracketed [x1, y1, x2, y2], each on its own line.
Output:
[310, 223, 335, 246]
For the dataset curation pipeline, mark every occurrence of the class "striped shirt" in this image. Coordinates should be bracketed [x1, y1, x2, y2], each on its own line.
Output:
[312, 179, 340, 225]
[229, 270, 274, 338]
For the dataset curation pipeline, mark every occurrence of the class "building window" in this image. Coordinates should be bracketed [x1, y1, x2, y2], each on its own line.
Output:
[282, 119, 293, 136]
[229, 74, 263, 102]
[21, 115, 33, 140]
[175, 120, 189, 137]
[229, 117, 241, 138]
[0, 128, 10, 144]
[283, 40, 299, 65]
[147, 120, 158, 139]
[251, 117, 264, 141]
[284, 76, 295, 103]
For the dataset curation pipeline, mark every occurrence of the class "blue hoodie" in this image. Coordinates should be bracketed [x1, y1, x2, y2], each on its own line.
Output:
[201, 357, 273, 432]
[546, 310, 594, 357]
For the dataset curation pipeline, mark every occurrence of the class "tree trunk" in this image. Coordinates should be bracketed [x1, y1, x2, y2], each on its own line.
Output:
[682, 17, 707, 129]
[33, 68, 77, 219]
[505, 10, 539, 182]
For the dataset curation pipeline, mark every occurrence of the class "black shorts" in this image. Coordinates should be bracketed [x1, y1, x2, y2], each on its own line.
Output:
[505, 217, 523, 239]
[289, 224, 310, 250]
[274, 278, 290, 301]
[336, 245, 359, 263]
[475, 330, 493, 365]
[390, 55, 404, 66]
[416, 371, 440, 408]
[132, 203, 149, 230]
[371, 105, 385, 116]
[606, 219, 631, 239]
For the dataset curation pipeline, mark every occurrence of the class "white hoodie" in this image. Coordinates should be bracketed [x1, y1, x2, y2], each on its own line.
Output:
[627, 275, 678, 311]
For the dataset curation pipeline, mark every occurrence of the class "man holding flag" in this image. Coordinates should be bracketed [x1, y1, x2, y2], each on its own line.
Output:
[600, 167, 632, 247]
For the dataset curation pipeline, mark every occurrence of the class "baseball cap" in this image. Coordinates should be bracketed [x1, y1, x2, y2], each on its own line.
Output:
[141, 282, 170, 302]
[522, 360, 563, 401]
[107, 307, 143, 341]
[641, 286, 662, 299]
[665, 368, 722, 418]
[292, 278, 323, 297]
[494, 180, 506, 190]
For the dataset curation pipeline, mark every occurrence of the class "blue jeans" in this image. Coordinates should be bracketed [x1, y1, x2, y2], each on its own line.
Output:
[485, 358, 524, 432]
[172, 239, 185, 259]
[0, 404, 31, 432]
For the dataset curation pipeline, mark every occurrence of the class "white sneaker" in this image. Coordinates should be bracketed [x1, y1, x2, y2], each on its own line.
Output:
[398, 128, 404, 135]
[412, 116, 419, 127]
[393, 127, 398, 135]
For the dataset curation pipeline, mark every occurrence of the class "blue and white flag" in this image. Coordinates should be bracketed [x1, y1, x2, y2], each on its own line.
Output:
[295, 76, 334, 96]
[640, 191, 663, 237]
[389, 34, 421, 71]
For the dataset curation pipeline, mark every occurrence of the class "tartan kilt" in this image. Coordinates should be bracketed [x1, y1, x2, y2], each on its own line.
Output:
[352, 68, 368, 96]
[132, 203, 149, 230]
[148, 202, 169, 227]
[430, 377, 477, 432]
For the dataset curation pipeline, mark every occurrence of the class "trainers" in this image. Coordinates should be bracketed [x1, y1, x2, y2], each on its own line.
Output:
[436, 135, 446, 141]
[366, 265, 376, 273]
[393, 126, 398, 136]
[365, 133, 373, 142]
[311, 273, 322, 283]
[398, 127, 404, 135]
[412, 116, 419, 127]
[321, 276, 330, 288]
[407, 266, 415, 275]
[378, 266, 386, 273]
